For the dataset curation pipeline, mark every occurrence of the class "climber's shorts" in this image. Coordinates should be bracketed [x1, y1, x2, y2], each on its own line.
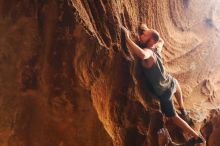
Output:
[157, 77, 178, 117]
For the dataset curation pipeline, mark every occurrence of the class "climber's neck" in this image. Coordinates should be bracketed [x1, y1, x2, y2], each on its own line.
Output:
[145, 44, 156, 52]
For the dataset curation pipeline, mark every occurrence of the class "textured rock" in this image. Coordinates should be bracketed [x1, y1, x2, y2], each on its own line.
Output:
[0, 0, 220, 146]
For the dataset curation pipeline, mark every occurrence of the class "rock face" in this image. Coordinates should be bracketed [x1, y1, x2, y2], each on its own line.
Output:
[0, 0, 220, 146]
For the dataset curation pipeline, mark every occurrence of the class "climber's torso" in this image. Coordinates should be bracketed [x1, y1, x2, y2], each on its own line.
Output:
[141, 49, 173, 96]
[136, 39, 158, 68]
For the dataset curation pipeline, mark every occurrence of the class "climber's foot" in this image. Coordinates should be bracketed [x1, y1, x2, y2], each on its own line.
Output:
[188, 135, 206, 145]
[179, 108, 194, 126]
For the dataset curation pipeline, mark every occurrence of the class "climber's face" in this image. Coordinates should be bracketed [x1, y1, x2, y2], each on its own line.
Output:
[140, 30, 152, 43]
[140, 30, 158, 48]
[146, 38, 157, 48]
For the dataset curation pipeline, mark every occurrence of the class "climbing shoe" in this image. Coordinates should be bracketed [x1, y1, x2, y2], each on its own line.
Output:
[187, 136, 206, 145]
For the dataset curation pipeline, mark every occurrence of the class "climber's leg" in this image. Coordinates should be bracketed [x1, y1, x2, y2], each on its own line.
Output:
[173, 79, 185, 110]
[160, 99, 200, 139]
[159, 89, 205, 143]
[169, 115, 199, 138]
[158, 79, 205, 144]
[172, 78, 193, 125]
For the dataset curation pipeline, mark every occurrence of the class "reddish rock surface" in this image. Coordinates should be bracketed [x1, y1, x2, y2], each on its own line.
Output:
[0, 0, 220, 146]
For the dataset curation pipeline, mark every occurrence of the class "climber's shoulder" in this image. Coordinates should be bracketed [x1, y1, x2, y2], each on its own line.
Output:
[141, 48, 157, 68]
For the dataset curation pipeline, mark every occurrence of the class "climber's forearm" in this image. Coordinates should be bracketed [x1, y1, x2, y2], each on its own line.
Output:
[120, 25, 152, 59]
[156, 38, 164, 48]
[125, 36, 152, 60]
[128, 46, 136, 56]
[125, 37, 145, 59]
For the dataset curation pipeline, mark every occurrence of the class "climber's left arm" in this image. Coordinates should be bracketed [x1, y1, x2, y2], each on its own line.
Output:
[152, 37, 164, 53]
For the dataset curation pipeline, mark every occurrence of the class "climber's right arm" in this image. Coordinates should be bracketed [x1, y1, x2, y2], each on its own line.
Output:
[153, 37, 164, 53]
[125, 36, 153, 60]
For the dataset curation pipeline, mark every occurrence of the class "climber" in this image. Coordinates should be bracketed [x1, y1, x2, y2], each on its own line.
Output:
[120, 24, 206, 145]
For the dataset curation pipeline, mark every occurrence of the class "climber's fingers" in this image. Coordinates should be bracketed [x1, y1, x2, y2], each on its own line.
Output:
[157, 128, 164, 134]
[157, 128, 166, 135]
[162, 128, 168, 136]
[157, 128, 171, 146]
[157, 128, 172, 141]
[164, 128, 172, 140]
[120, 25, 130, 35]
[119, 24, 126, 30]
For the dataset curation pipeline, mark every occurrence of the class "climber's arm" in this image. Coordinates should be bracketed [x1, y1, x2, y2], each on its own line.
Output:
[120, 25, 153, 60]
[126, 36, 153, 60]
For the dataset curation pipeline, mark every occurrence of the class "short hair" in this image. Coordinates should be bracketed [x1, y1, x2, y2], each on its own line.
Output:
[138, 24, 148, 35]
[150, 29, 160, 42]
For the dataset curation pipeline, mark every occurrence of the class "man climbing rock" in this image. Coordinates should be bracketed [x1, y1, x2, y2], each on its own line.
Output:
[120, 24, 206, 145]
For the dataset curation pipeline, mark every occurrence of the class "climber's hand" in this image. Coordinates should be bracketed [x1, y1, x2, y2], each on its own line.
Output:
[157, 128, 171, 146]
[120, 25, 130, 38]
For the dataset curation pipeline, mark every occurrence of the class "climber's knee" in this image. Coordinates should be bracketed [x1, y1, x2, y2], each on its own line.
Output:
[161, 102, 177, 118]
[169, 114, 178, 120]
[163, 111, 178, 121]
[166, 114, 180, 123]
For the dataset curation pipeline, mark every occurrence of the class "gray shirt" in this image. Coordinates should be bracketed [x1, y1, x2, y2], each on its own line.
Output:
[142, 49, 173, 96]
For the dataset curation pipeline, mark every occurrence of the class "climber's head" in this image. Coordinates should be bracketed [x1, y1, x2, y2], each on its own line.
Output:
[145, 29, 160, 48]
[138, 24, 160, 48]
[138, 24, 151, 43]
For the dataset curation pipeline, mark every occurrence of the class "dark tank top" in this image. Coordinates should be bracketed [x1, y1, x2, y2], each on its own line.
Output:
[136, 39, 173, 96]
